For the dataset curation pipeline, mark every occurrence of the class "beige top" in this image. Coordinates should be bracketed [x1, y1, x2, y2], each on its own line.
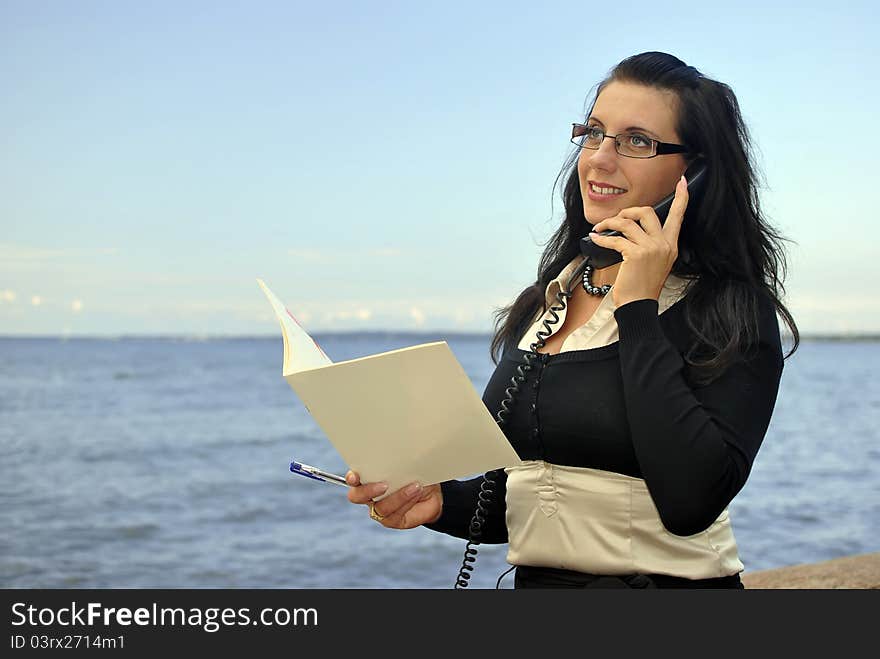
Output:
[505, 255, 744, 579]
[516, 254, 689, 352]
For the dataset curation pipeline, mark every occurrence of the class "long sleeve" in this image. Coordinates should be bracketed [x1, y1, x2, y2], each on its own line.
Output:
[422, 469, 508, 543]
[614, 296, 783, 536]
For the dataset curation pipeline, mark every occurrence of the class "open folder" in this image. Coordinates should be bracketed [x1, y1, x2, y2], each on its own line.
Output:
[257, 280, 522, 498]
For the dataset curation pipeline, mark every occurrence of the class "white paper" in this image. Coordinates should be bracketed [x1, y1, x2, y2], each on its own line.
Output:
[258, 279, 522, 498]
[257, 279, 332, 374]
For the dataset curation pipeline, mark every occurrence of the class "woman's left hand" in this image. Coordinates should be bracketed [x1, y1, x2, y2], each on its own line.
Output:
[588, 175, 689, 308]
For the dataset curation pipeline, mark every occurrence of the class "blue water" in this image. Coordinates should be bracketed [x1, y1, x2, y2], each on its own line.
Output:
[1, 335, 877, 588]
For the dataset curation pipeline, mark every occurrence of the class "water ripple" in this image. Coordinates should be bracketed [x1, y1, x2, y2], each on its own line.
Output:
[2, 337, 877, 586]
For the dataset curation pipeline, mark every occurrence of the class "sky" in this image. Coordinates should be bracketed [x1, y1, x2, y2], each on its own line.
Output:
[2, 0, 879, 336]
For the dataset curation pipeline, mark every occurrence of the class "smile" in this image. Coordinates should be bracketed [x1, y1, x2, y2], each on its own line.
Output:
[589, 183, 627, 195]
[587, 181, 628, 201]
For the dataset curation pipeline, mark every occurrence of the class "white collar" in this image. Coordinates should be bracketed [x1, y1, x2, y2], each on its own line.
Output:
[544, 255, 690, 315]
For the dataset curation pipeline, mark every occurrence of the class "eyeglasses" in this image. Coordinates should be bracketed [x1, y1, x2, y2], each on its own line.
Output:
[571, 123, 689, 159]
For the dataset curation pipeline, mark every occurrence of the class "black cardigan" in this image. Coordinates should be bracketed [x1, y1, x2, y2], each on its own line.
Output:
[424, 294, 784, 542]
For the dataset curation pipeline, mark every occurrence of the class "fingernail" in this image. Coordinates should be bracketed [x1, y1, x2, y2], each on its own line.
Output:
[345, 473, 356, 485]
[680, 175, 687, 185]
[405, 483, 422, 497]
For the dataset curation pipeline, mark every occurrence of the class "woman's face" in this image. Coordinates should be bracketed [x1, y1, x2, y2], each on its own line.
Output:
[577, 80, 688, 225]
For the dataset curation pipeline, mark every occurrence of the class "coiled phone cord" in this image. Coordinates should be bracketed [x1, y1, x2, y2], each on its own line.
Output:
[454, 255, 593, 589]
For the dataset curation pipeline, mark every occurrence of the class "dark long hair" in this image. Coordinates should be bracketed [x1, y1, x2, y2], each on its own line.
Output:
[489, 51, 799, 383]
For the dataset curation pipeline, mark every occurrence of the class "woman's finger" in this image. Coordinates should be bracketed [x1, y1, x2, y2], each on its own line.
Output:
[379, 486, 429, 528]
[368, 482, 423, 520]
[347, 480, 388, 505]
[623, 205, 663, 236]
[662, 175, 689, 243]
[590, 216, 649, 244]
[587, 231, 634, 257]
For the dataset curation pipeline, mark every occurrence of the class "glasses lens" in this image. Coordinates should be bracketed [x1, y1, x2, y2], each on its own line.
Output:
[571, 124, 603, 149]
[616, 132, 655, 158]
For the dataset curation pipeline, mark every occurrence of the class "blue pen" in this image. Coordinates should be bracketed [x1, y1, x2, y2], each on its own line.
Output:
[290, 461, 348, 487]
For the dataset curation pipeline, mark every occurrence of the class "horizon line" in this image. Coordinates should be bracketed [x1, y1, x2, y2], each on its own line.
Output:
[1, 332, 878, 342]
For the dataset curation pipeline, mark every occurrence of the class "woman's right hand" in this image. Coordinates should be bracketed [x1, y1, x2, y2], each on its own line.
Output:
[345, 470, 443, 529]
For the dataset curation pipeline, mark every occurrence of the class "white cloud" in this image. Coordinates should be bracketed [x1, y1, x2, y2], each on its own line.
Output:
[789, 293, 880, 313]
[0, 243, 119, 264]
[0, 244, 65, 262]
[324, 308, 373, 323]
[453, 307, 474, 325]
[276, 294, 497, 331]
[409, 306, 426, 327]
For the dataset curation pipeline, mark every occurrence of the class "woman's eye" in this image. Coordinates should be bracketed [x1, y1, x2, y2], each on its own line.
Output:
[627, 133, 651, 147]
[586, 126, 603, 139]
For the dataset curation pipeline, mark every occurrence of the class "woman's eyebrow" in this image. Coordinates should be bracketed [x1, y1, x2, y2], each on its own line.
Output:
[587, 117, 661, 139]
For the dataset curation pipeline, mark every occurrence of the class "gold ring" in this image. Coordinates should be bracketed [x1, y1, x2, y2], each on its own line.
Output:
[369, 502, 386, 522]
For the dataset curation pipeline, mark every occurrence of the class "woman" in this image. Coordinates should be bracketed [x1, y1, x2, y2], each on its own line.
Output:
[345, 52, 799, 588]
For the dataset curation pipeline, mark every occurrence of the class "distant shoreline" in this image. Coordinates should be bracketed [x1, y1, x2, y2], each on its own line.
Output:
[1, 333, 879, 342]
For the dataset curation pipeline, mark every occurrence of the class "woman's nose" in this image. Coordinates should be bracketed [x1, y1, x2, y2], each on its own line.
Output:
[587, 137, 619, 172]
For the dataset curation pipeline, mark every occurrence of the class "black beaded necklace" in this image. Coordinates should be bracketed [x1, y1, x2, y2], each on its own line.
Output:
[582, 262, 612, 296]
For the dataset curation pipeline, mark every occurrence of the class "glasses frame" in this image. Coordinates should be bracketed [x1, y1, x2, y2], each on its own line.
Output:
[571, 122, 689, 159]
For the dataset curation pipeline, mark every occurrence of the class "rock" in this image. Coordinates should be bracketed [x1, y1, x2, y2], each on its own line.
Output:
[741, 552, 880, 589]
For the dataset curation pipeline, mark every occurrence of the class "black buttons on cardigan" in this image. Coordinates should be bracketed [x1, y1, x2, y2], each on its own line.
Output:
[530, 403, 537, 414]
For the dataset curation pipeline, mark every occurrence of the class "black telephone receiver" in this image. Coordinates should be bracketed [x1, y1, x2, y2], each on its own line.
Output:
[580, 159, 708, 269]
